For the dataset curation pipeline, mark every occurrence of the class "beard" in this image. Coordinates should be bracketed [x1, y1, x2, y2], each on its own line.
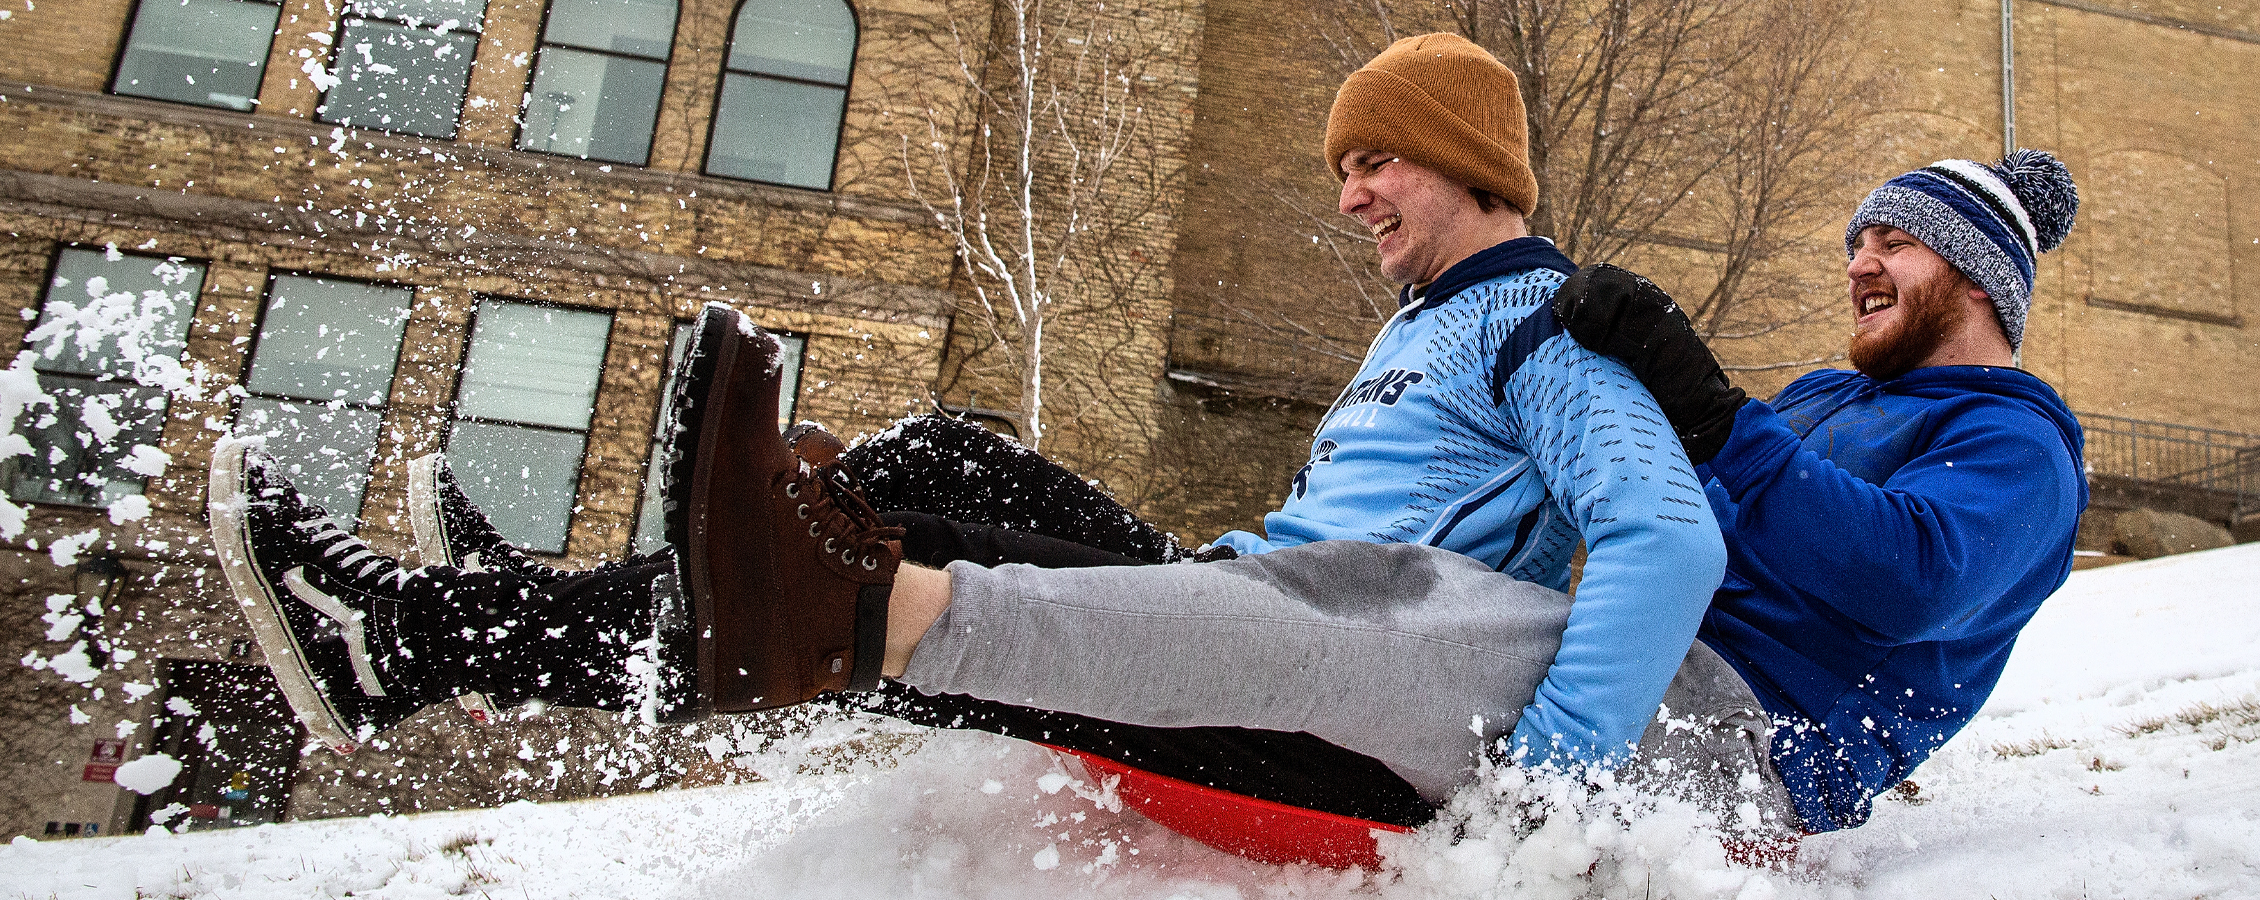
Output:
[1849, 279, 1968, 381]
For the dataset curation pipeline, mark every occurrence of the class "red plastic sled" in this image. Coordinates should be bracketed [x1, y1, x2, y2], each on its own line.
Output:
[1049, 746, 1412, 869]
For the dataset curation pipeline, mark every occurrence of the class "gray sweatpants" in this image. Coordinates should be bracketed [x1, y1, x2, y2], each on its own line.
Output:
[899, 540, 1797, 831]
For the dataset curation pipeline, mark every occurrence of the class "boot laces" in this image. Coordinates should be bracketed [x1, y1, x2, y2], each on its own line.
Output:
[296, 516, 416, 591]
[779, 463, 902, 570]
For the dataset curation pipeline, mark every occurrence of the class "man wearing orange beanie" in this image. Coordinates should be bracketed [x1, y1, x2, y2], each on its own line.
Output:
[1324, 33, 1539, 230]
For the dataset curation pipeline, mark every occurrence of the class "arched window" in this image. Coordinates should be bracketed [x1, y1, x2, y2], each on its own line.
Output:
[517, 0, 678, 165]
[705, 0, 856, 190]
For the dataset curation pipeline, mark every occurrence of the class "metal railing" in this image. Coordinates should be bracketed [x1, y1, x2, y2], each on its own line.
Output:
[2079, 412, 2260, 521]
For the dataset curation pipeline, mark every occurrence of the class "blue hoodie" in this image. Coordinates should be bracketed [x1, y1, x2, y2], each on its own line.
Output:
[1217, 238, 1728, 768]
[1697, 366, 2087, 832]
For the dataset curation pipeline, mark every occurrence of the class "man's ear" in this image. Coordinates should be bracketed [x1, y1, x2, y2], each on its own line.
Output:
[1964, 273, 1990, 303]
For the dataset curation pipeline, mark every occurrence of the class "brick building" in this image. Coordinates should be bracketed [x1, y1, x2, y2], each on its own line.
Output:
[0, 0, 2253, 839]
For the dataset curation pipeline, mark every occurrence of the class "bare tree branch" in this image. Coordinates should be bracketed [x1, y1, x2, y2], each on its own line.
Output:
[896, 0, 1187, 453]
[1214, 0, 1879, 376]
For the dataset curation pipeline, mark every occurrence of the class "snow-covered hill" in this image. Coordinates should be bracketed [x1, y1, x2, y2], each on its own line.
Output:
[7, 543, 2258, 899]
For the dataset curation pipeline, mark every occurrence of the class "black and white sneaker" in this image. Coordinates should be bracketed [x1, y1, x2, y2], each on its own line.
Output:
[407, 451, 705, 724]
[406, 453, 571, 583]
[208, 437, 432, 753]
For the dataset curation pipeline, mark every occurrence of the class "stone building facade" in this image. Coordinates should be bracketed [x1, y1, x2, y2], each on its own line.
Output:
[0, 0, 1024, 839]
[0, 0, 2253, 840]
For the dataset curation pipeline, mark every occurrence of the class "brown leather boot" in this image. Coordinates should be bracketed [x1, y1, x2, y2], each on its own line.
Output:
[784, 422, 847, 468]
[660, 305, 903, 715]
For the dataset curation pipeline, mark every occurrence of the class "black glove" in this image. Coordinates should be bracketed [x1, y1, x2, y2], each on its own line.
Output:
[1190, 544, 1240, 563]
[1553, 264, 1746, 465]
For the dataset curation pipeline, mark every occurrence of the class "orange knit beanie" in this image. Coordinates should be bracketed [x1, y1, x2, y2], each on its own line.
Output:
[1324, 33, 1538, 217]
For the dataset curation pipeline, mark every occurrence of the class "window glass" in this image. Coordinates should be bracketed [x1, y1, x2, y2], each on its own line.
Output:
[7, 381, 172, 508]
[320, 0, 486, 138]
[234, 397, 387, 521]
[455, 301, 609, 430]
[631, 324, 690, 555]
[2, 248, 202, 507]
[448, 300, 611, 554]
[445, 420, 587, 554]
[112, 0, 283, 111]
[704, 0, 855, 189]
[706, 75, 846, 188]
[519, 49, 667, 164]
[27, 249, 200, 379]
[236, 275, 412, 521]
[775, 332, 805, 424]
[242, 276, 411, 406]
[128, 661, 301, 834]
[517, 0, 674, 165]
[544, 0, 674, 56]
[727, 0, 854, 84]
[348, 0, 483, 22]
[634, 325, 801, 553]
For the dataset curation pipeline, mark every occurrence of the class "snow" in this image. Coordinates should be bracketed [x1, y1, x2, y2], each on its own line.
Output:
[110, 753, 183, 795]
[104, 493, 150, 525]
[0, 351, 51, 539]
[44, 529, 100, 567]
[5, 545, 2259, 899]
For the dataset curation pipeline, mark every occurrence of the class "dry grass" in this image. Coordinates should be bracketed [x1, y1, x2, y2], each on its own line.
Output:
[1991, 732, 2081, 758]
[2117, 696, 2260, 743]
[1994, 698, 2260, 762]
[437, 831, 488, 856]
[431, 831, 504, 896]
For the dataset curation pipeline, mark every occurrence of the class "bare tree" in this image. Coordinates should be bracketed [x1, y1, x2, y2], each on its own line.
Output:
[1212, 0, 1870, 373]
[899, 0, 1189, 451]
[1671, 0, 1870, 368]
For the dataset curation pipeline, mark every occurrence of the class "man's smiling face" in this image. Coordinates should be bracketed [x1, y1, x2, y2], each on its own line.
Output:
[1846, 225, 1981, 380]
[1337, 150, 1490, 286]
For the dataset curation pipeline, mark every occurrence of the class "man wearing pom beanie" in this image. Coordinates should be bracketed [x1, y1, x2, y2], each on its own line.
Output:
[1552, 149, 2090, 831]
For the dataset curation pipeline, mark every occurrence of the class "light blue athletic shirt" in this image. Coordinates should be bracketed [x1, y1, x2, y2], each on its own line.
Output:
[1215, 238, 1727, 768]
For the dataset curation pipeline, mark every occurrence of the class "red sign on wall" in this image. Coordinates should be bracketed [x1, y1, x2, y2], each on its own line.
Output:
[82, 740, 127, 782]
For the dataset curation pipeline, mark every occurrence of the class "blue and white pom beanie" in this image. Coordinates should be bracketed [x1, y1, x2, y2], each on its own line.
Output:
[1844, 149, 2079, 351]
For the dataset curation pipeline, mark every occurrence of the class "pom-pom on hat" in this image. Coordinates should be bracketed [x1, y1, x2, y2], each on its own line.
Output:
[1324, 33, 1539, 218]
[1844, 149, 2079, 351]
